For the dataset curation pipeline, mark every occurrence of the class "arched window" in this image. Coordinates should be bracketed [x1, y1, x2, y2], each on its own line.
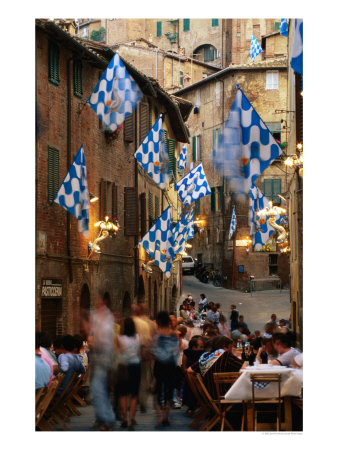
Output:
[193, 44, 218, 63]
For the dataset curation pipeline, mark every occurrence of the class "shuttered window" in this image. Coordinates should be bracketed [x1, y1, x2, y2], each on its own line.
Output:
[179, 71, 183, 86]
[73, 58, 83, 98]
[124, 112, 135, 142]
[148, 191, 154, 227]
[124, 187, 138, 236]
[264, 178, 282, 204]
[140, 193, 147, 236]
[192, 136, 196, 162]
[155, 195, 160, 219]
[274, 21, 280, 31]
[139, 102, 149, 144]
[212, 19, 219, 27]
[212, 128, 220, 157]
[211, 187, 216, 212]
[48, 146, 59, 203]
[157, 21, 162, 37]
[183, 19, 190, 31]
[167, 138, 176, 182]
[48, 41, 60, 86]
[219, 185, 224, 211]
[195, 198, 200, 215]
[112, 183, 118, 219]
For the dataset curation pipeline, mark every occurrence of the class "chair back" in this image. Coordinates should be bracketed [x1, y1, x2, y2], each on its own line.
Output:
[186, 371, 207, 409]
[213, 372, 241, 403]
[249, 373, 281, 404]
[35, 378, 60, 427]
[195, 373, 221, 415]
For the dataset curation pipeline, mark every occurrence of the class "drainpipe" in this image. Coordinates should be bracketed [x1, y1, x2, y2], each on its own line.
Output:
[67, 57, 73, 283]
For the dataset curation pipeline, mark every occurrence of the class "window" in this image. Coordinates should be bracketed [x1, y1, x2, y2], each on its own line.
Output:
[266, 122, 281, 142]
[269, 254, 278, 275]
[48, 42, 60, 86]
[195, 198, 200, 215]
[204, 46, 215, 62]
[192, 135, 202, 162]
[264, 178, 282, 204]
[212, 128, 220, 156]
[47, 146, 59, 203]
[274, 21, 280, 31]
[167, 138, 177, 182]
[155, 195, 160, 219]
[124, 112, 135, 142]
[148, 191, 154, 227]
[140, 193, 147, 236]
[139, 102, 149, 143]
[82, 27, 88, 38]
[211, 187, 216, 212]
[179, 70, 183, 86]
[73, 59, 83, 98]
[124, 187, 138, 236]
[183, 19, 190, 32]
[211, 186, 223, 211]
[212, 19, 219, 27]
[157, 21, 162, 37]
[266, 71, 279, 90]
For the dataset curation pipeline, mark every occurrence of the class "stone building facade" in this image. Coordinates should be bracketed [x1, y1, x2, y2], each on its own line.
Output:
[36, 20, 191, 339]
[174, 56, 291, 291]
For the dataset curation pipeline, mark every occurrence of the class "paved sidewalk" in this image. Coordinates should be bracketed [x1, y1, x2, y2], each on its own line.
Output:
[54, 395, 194, 432]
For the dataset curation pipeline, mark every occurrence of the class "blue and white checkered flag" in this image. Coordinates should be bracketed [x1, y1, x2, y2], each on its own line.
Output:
[134, 115, 170, 189]
[174, 163, 211, 205]
[254, 381, 270, 390]
[213, 87, 283, 194]
[54, 145, 90, 237]
[87, 52, 142, 132]
[250, 34, 263, 62]
[186, 210, 194, 240]
[172, 210, 193, 254]
[249, 185, 284, 251]
[177, 145, 187, 170]
[291, 19, 303, 76]
[229, 207, 237, 239]
[139, 206, 175, 278]
[280, 19, 289, 37]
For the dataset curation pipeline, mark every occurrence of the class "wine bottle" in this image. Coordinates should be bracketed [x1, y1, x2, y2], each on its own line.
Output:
[248, 346, 256, 366]
[241, 342, 247, 361]
[260, 345, 268, 364]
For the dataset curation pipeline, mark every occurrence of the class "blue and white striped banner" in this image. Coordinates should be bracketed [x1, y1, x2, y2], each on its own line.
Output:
[174, 163, 211, 205]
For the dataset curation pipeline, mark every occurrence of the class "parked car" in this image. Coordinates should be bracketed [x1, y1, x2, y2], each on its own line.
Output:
[182, 256, 195, 275]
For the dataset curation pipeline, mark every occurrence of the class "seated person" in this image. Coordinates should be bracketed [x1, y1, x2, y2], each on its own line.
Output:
[238, 315, 250, 336]
[276, 319, 289, 334]
[36, 334, 52, 390]
[57, 335, 86, 395]
[188, 336, 245, 399]
[38, 331, 59, 375]
[73, 334, 88, 368]
[256, 337, 278, 362]
[270, 332, 300, 367]
[263, 322, 277, 339]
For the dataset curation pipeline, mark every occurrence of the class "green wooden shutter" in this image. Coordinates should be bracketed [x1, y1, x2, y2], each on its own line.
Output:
[180, 71, 183, 86]
[47, 146, 59, 203]
[183, 19, 190, 31]
[112, 183, 118, 219]
[192, 136, 196, 162]
[73, 59, 83, 98]
[167, 138, 176, 181]
[198, 134, 202, 160]
[264, 178, 273, 200]
[195, 198, 200, 214]
[272, 178, 282, 204]
[155, 195, 159, 219]
[220, 184, 224, 211]
[211, 187, 216, 212]
[157, 21, 162, 37]
[212, 19, 219, 27]
[274, 21, 280, 31]
[49, 42, 60, 86]
[140, 192, 147, 236]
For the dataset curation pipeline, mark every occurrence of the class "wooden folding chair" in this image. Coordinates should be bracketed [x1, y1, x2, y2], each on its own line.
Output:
[36, 378, 62, 430]
[36, 387, 45, 408]
[250, 373, 283, 431]
[186, 372, 211, 430]
[71, 368, 89, 407]
[46, 372, 78, 430]
[213, 372, 246, 431]
[194, 373, 223, 431]
[64, 370, 88, 416]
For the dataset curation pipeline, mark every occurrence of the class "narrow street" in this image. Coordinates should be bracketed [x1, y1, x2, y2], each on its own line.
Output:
[180, 275, 291, 333]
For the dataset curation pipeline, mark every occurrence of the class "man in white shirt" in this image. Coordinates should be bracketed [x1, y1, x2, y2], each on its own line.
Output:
[270, 332, 300, 367]
[198, 294, 208, 312]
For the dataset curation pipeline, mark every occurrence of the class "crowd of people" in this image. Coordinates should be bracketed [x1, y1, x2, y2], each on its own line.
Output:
[35, 292, 302, 431]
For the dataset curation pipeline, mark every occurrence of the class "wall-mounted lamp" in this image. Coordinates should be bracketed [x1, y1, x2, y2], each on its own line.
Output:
[88, 216, 120, 256]
[257, 202, 287, 244]
[89, 192, 99, 203]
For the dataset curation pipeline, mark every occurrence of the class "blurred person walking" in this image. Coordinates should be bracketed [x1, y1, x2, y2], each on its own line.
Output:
[152, 311, 180, 428]
[82, 295, 116, 431]
[116, 317, 141, 430]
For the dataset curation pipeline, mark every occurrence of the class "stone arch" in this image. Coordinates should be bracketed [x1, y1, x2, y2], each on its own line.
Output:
[122, 291, 132, 317]
[193, 43, 218, 63]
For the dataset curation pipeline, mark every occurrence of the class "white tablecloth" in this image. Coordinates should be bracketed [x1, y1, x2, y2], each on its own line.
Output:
[224, 365, 303, 401]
